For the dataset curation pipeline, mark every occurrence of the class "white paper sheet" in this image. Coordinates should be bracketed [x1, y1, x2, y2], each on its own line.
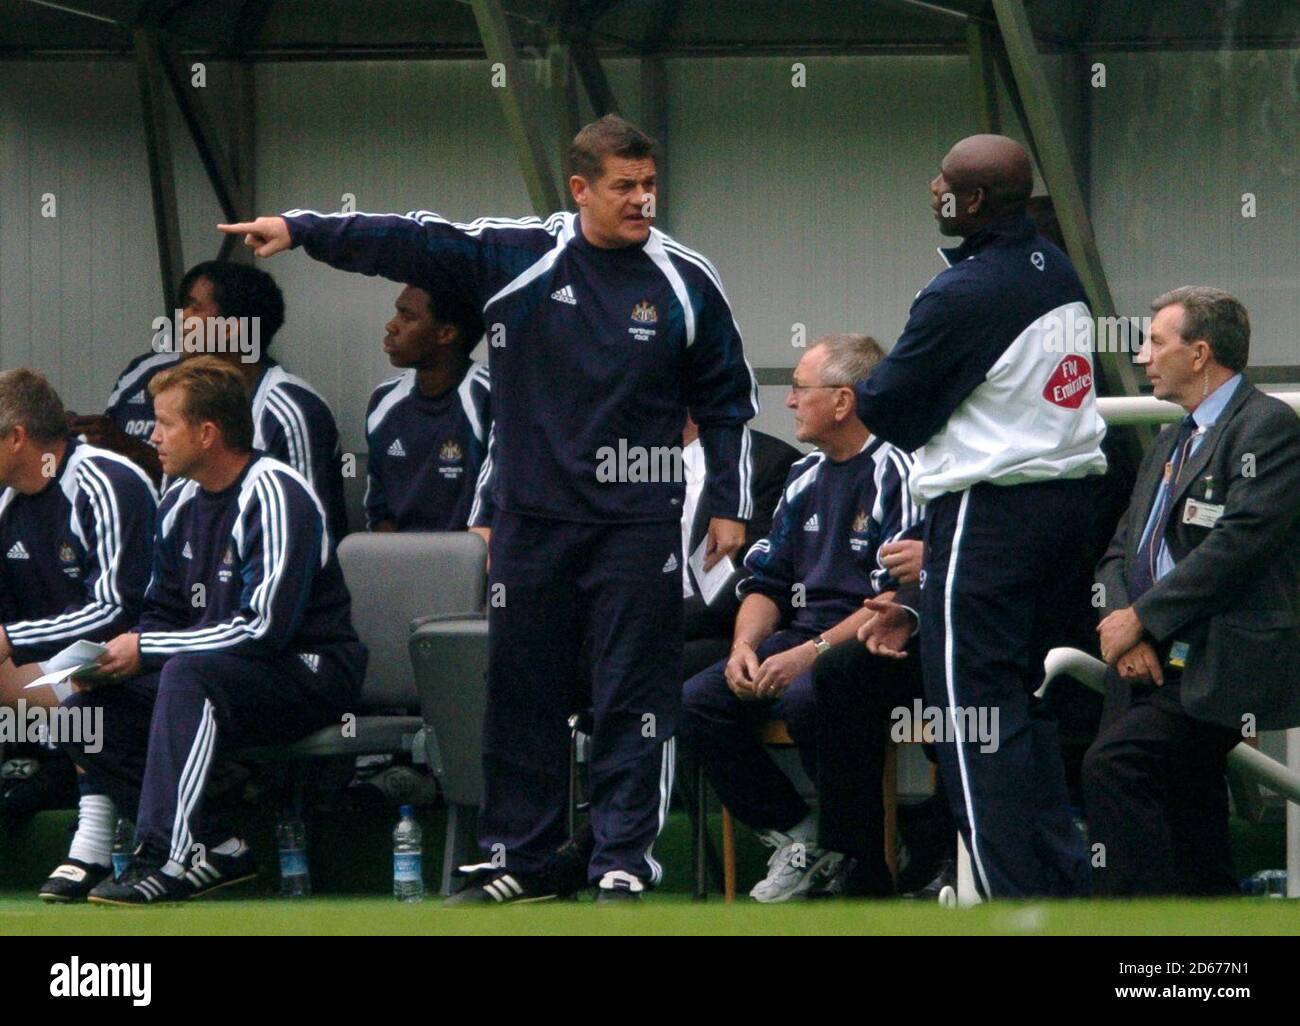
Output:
[689, 538, 736, 607]
[25, 639, 108, 690]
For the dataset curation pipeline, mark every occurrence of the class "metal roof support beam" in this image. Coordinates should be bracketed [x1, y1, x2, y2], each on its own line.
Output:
[990, 0, 1144, 399]
[548, 36, 581, 210]
[966, 19, 1000, 134]
[219, 57, 257, 262]
[470, 0, 563, 216]
[155, 32, 245, 225]
[640, 55, 668, 232]
[133, 25, 183, 310]
[570, 41, 619, 117]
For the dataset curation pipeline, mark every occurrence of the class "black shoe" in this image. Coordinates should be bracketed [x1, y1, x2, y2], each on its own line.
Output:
[903, 857, 956, 900]
[593, 871, 644, 904]
[38, 858, 111, 903]
[179, 841, 259, 898]
[87, 845, 190, 906]
[444, 864, 559, 906]
[815, 855, 898, 899]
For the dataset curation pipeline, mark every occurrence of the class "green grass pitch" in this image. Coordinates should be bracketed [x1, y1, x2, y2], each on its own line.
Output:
[3, 893, 1299, 936]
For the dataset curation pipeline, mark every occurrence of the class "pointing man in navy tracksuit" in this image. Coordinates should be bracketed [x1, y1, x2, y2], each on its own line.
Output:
[855, 136, 1108, 899]
[220, 115, 758, 902]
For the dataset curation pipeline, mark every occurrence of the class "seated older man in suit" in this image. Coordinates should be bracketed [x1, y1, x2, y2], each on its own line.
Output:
[680, 414, 798, 678]
[1084, 286, 1300, 896]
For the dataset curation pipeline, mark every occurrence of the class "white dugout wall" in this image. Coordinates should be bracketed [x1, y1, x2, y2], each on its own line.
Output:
[1, 50, 1297, 453]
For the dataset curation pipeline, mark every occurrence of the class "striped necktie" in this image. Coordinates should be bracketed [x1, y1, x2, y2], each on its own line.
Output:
[1129, 414, 1198, 601]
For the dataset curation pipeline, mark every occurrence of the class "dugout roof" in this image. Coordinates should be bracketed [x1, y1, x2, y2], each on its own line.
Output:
[5, 0, 1298, 59]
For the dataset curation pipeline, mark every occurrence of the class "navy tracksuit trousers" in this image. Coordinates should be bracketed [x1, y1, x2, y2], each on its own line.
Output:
[480, 511, 682, 885]
[920, 478, 1094, 899]
[678, 628, 818, 833]
[58, 648, 359, 866]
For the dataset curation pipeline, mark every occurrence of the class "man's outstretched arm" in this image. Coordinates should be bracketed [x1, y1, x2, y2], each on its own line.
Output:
[219, 210, 563, 306]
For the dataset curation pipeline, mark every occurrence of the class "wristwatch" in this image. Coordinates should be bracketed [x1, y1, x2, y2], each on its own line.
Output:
[811, 635, 831, 658]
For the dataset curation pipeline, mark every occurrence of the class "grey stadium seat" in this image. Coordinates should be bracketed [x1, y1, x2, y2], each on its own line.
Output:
[235, 531, 487, 762]
[341, 451, 369, 536]
[409, 613, 489, 894]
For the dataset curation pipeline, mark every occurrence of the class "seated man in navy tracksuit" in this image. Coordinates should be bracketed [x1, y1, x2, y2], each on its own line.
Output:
[58, 357, 366, 905]
[678, 334, 920, 902]
[365, 283, 495, 533]
[0, 370, 157, 892]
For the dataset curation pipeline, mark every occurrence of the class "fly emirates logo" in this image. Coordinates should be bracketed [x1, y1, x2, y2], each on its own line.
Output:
[1042, 355, 1094, 409]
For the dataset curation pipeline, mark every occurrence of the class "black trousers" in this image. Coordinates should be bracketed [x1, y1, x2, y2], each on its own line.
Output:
[813, 639, 923, 896]
[60, 647, 360, 862]
[1082, 674, 1241, 896]
[481, 512, 682, 884]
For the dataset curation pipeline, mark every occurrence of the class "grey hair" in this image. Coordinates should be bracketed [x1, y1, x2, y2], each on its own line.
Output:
[0, 369, 67, 443]
[1150, 286, 1250, 373]
[812, 333, 887, 387]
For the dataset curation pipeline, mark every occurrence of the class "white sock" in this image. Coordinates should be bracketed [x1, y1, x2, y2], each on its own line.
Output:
[160, 859, 185, 878]
[67, 794, 114, 868]
[788, 811, 818, 844]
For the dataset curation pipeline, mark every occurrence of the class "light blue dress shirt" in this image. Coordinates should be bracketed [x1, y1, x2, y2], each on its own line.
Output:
[1136, 373, 1242, 581]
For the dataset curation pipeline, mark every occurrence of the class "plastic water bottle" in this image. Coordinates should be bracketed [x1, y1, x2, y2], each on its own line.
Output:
[111, 817, 135, 880]
[1242, 869, 1287, 897]
[393, 804, 423, 903]
[277, 816, 311, 897]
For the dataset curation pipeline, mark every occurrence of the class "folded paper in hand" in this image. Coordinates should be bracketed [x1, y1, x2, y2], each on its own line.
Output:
[689, 538, 736, 607]
[26, 640, 109, 690]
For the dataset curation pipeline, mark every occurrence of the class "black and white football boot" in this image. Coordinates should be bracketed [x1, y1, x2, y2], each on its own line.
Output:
[38, 858, 112, 903]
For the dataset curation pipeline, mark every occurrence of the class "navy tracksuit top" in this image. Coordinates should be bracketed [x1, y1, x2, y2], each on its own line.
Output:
[739, 438, 920, 634]
[364, 360, 495, 531]
[0, 439, 157, 664]
[135, 453, 361, 671]
[283, 209, 759, 526]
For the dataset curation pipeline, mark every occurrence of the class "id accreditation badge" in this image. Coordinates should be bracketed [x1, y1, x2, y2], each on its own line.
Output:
[1182, 498, 1225, 528]
[1168, 641, 1190, 669]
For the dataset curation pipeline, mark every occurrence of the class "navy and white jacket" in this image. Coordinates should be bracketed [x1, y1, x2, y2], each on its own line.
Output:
[250, 360, 350, 545]
[0, 440, 158, 665]
[365, 360, 495, 531]
[104, 350, 181, 445]
[135, 454, 363, 674]
[283, 209, 759, 525]
[738, 438, 919, 634]
[855, 213, 1107, 503]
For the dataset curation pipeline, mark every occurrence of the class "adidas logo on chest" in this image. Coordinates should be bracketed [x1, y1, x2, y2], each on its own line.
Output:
[387, 438, 407, 458]
[803, 514, 820, 532]
[6, 541, 29, 560]
[550, 284, 578, 305]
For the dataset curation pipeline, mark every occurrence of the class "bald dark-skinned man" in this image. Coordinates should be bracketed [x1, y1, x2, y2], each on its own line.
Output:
[854, 135, 1108, 899]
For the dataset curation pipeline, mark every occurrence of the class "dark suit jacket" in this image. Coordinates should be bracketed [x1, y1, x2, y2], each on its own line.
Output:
[683, 430, 800, 641]
[1096, 380, 1300, 729]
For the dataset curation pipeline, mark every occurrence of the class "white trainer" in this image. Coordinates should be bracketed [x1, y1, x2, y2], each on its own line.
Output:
[748, 831, 843, 903]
